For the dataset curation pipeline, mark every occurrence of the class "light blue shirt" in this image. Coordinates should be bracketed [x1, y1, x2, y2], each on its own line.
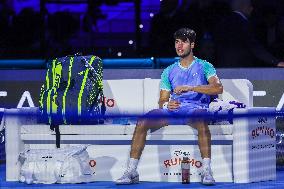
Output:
[160, 57, 217, 108]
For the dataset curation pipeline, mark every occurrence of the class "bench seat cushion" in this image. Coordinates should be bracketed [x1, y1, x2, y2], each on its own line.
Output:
[21, 124, 233, 136]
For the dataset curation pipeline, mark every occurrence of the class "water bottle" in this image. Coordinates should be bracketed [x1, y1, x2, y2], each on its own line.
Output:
[181, 157, 190, 184]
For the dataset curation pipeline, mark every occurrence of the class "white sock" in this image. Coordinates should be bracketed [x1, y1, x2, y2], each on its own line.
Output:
[127, 158, 139, 172]
[203, 158, 211, 171]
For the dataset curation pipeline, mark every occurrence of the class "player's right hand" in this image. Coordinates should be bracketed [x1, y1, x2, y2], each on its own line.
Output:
[167, 100, 180, 110]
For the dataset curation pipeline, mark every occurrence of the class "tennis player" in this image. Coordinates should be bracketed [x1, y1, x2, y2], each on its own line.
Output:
[116, 28, 223, 185]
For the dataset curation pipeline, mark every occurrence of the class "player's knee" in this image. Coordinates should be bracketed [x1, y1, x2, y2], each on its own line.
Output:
[146, 109, 163, 118]
[136, 119, 150, 132]
[196, 123, 210, 133]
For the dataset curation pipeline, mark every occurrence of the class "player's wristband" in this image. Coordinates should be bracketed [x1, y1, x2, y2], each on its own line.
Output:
[162, 102, 168, 110]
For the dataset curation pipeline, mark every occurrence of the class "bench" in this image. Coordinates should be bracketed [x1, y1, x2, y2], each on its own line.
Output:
[3, 79, 276, 183]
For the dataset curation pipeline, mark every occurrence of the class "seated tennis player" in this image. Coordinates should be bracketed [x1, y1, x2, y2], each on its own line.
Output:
[116, 28, 223, 185]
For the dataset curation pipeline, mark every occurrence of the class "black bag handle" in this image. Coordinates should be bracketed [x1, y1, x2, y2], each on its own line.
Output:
[50, 121, 60, 148]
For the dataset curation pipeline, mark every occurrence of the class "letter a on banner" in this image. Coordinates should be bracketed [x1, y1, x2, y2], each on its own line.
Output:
[17, 91, 35, 108]
[276, 93, 284, 111]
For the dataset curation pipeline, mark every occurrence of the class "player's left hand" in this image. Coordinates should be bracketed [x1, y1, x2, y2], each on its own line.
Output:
[174, 85, 193, 94]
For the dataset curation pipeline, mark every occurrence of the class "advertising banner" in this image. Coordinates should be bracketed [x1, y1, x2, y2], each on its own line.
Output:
[86, 145, 232, 182]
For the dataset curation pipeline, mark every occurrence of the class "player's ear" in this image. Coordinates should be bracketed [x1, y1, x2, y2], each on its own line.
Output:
[191, 42, 195, 49]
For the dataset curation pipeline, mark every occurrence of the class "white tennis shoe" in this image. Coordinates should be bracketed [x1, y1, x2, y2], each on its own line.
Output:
[201, 167, 215, 185]
[115, 170, 139, 185]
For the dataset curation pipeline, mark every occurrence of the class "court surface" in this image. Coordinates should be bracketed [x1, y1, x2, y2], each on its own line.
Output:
[1, 164, 283, 189]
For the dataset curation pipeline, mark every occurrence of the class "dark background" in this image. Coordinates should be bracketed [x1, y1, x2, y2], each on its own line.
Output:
[0, 0, 284, 67]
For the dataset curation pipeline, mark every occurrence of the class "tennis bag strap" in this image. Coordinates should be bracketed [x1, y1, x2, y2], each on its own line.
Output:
[50, 122, 61, 148]
[81, 55, 106, 123]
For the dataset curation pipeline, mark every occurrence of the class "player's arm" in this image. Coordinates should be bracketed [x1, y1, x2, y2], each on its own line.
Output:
[158, 90, 170, 109]
[159, 66, 180, 110]
[192, 75, 223, 95]
[174, 75, 223, 95]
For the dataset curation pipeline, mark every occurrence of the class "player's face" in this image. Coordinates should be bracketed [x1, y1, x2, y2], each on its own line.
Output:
[175, 38, 193, 58]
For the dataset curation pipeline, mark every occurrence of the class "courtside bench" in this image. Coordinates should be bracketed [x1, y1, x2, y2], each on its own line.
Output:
[3, 79, 276, 183]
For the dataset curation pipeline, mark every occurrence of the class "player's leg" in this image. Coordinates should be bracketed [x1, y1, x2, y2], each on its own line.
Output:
[189, 109, 215, 185]
[130, 109, 168, 159]
[192, 118, 211, 159]
[116, 109, 168, 184]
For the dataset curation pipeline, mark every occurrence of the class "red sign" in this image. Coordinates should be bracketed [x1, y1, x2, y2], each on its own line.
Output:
[251, 126, 275, 139]
[163, 157, 202, 169]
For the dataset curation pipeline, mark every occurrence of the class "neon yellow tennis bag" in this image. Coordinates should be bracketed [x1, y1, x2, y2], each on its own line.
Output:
[39, 53, 105, 129]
